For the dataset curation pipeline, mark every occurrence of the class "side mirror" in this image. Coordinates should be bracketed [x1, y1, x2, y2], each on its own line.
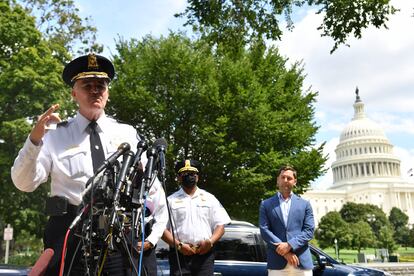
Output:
[318, 255, 327, 269]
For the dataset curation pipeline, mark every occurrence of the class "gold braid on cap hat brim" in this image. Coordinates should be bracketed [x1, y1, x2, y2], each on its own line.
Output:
[71, 71, 109, 82]
[178, 166, 199, 174]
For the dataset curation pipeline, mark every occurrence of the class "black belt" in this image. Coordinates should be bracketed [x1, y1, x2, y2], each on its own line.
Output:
[45, 196, 80, 216]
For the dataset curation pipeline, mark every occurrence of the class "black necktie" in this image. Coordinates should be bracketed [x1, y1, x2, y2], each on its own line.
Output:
[89, 121, 105, 173]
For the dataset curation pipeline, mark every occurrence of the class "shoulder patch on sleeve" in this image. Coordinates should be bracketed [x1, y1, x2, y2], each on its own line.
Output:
[57, 121, 69, 127]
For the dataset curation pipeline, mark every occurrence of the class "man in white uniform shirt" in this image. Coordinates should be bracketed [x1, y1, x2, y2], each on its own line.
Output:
[162, 159, 231, 276]
[11, 54, 167, 276]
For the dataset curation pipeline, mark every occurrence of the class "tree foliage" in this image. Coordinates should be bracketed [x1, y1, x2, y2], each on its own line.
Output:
[388, 207, 410, 247]
[178, 0, 397, 53]
[315, 211, 352, 251]
[110, 33, 326, 222]
[378, 224, 397, 254]
[349, 221, 376, 253]
[0, 0, 88, 242]
[409, 228, 414, 248]
[17, 0, 102, 57]
[316, 203, 409, 252]
[388, 207, 409, 230]
[340, 202, 389, 239]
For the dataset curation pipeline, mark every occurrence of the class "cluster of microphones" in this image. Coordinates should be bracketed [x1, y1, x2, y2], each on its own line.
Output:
[77, 138, 168, 228]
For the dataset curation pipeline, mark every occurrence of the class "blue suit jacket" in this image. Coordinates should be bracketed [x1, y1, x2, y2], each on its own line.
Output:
[259, 193, 314, 270]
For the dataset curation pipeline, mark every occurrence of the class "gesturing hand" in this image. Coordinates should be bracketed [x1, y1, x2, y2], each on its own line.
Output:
[30, 104, 61, 145]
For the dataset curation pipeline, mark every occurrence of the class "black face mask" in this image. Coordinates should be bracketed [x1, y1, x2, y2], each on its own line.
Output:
[182, 174, 197, 188]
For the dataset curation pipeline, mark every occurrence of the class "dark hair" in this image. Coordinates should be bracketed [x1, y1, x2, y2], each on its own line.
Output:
[277, 165, 297, 179]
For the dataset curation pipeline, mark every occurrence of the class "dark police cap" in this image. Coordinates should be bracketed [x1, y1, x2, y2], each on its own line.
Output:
[175, 159, 200, 174]
[62, 53, 115, 86]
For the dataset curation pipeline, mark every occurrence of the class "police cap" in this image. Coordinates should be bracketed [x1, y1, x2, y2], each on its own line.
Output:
[62, 53, 115, 86]
[175, 159, 200, 174]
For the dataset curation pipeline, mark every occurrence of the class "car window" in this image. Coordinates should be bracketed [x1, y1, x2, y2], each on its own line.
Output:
[215, 230, 259, 261]
[311, 249, 319, 266]
[255, 233, 268, 262]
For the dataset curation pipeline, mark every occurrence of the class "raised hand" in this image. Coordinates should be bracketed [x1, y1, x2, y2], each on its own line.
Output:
[30, 104, 61, 145]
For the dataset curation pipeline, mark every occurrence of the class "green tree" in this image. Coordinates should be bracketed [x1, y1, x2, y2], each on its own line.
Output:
[378, 225, 397, 254]
[110, 33, 326, 222]
[315, 211, 352, 252]
[0, 0, 64, 240]
[178, 0, 397, 52]
[0, 0, 92, 245]
[18, 0, 102, 56]
[350, 221, 376, 253]
[340, 202, 389, 239]
[409, 227, 414, 247]
[340, 202, 367, 223]
[388, 207, 410, 247]
[389, 207, 409, 229]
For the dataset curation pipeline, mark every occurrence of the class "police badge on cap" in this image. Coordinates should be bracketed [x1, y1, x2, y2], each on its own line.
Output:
[62, 53, 115, 86]
[175, 159, 200, 174]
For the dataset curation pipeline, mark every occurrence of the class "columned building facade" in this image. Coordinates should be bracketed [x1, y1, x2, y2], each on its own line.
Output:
[304, 90, 414, 227]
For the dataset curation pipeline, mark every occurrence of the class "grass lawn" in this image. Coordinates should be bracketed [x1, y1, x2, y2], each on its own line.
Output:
[322, 247, 414, 264]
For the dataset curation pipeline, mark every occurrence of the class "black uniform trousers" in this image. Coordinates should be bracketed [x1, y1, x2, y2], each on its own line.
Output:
[168, 249, 215, 276]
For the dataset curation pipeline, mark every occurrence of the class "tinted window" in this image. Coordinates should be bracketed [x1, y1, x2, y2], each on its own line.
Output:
[255, 233, 267, 262]
[215, 230, 259, 261]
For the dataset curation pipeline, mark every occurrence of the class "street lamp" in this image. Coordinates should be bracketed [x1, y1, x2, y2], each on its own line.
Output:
[334, 238, 339, 261]
[366, 214, 377, 258]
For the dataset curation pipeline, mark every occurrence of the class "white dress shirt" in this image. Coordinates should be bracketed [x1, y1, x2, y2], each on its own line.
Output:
[277, 192, 292, 227]
[167, 187, 231, 245]
[142, 177, 168, 246]
[11, 112, 168, 245]
[11, 112, 138, 205]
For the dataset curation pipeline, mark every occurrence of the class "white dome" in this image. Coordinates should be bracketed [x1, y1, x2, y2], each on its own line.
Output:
[340, 117, 387, 142]
[339, 92, 387, 142]
[330, 89, 401, 187]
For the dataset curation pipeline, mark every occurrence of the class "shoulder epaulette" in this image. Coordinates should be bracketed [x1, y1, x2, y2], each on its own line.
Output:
[57, 121, 69, 128]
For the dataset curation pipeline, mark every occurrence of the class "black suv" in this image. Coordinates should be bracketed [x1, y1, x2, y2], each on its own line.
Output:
[156, 221, 391, 276]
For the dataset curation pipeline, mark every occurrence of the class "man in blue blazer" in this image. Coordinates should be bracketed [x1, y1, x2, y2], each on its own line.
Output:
[259, 165, 314, 276]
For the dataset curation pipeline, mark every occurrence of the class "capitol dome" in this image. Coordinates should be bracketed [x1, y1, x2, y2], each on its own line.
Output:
[330, 88, 401, 188]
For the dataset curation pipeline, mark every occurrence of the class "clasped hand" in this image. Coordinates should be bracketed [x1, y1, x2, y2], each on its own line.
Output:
[137, 241, 152, 252]
[180, 240, 212, 256]
[274, 242, 300, 267]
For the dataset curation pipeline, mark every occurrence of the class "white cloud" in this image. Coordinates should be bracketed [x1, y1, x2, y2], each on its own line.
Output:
[394, 146, 414, 180]
[311, 137, 339, 190]
[74, 0, 414, 187]
[276, 0, 414, 189]
[277, 0, 414, 114]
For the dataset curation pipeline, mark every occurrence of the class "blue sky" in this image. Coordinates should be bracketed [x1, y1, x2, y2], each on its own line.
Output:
[76, 0, 414, 189]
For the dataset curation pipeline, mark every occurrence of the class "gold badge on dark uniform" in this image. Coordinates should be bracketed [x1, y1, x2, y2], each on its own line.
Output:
[88, 54, 99, 70]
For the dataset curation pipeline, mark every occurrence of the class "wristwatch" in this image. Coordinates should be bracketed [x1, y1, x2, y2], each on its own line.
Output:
[177, 242, 183, 251]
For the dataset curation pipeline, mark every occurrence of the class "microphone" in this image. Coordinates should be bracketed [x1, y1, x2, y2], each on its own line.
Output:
[131, 139, 148, 169]
[94, 142, 131, 175]
[156, 138, 168, 179]
[144, 138, 168, 183]
[113, 150, 135, 203]
[151, 138, 168, 157]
